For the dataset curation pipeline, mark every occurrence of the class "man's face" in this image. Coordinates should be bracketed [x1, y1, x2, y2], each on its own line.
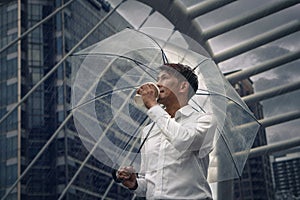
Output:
[156, 70, 181, 104]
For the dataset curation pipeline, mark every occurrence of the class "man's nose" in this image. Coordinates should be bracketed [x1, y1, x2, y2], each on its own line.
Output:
[156, 82, 162, 88]
[156, 79, 162, 86]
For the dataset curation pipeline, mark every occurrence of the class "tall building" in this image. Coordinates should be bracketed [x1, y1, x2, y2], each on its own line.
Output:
[226, 72, 274, 200]
[0, 0, 134, 199]
[271, 147, 300, 199]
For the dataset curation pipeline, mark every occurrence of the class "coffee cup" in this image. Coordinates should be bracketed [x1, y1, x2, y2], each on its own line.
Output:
[134, 82, 160, 107]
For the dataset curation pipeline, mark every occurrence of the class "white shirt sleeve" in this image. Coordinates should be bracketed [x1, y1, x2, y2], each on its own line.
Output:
[147, 105, 213, 152]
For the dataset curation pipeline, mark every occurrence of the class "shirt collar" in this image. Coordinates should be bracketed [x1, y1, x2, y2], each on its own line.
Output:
[174, 104, 195, 120]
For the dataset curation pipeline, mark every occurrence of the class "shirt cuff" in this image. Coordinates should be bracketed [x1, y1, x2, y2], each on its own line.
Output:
[134, 178, 146, 196]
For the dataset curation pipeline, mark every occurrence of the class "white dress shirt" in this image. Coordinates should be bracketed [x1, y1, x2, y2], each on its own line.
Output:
[134, 104, 215, 200]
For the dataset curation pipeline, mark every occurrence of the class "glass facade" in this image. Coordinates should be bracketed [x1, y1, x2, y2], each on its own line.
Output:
[0, 0, 134, 199]
[0, 2, 19, 200]
[272, 147, 300, 199]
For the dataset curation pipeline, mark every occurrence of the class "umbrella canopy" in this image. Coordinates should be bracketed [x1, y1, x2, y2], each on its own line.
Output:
[71, 28, 260, 183]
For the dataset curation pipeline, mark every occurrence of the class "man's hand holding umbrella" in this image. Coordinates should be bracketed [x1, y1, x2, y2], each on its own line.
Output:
[116, 166, 138, 190]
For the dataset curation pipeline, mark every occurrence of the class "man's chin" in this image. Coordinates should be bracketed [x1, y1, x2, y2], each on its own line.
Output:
[157, 98, 163, 104]
[156, 99, 161, 105]
[157, 98, 167, 106]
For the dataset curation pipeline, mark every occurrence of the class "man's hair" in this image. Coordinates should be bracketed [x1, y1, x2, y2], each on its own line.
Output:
[159, 63, 198, 99]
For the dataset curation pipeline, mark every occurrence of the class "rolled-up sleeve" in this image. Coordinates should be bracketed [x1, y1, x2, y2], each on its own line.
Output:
[147, 105, 213, 152]
[134, 176, 147, 196]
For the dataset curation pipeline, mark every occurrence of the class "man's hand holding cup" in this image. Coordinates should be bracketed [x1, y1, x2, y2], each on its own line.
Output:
[134, 82, 160, 109]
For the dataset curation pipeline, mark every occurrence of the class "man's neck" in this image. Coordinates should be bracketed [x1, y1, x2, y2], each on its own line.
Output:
[165, 101, 187, 118]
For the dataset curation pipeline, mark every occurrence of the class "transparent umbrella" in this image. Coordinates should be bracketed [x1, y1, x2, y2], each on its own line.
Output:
[70, 28, 260, 183]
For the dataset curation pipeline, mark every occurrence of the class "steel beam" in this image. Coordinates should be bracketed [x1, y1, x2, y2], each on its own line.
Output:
[226, 50, 300, 84]
[249, 137, 300, 158]
[234, 136, 300, 159]
[186, 0, 237, 19]
[135, 0, 209, 52]
[243, 80, 300, 105]
[258, 110, 300, 128]
[202, 0, 299, 39]
[213, 20, 300, 63]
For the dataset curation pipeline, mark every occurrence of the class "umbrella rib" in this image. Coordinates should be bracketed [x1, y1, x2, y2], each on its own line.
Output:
[130, 28, 169, 64]
[197, 89, 260, 124]
[192, 58, 211, 71]
[74, 52, 158, 74]
[190, 98, 206, 113]
[71, 55, 161, 111]
[218, 128, 242, 178]
[71, 86, 139, 111]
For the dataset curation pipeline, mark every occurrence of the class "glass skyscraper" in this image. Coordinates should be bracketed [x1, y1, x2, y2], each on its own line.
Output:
[271, 147, 300, 199]
[0, 0, 134, 199]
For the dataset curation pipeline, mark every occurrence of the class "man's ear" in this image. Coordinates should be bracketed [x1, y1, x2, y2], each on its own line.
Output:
[179, 81, 189, 93]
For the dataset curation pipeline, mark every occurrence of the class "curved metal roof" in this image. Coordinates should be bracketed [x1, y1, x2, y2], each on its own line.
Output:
[131, 0, 300, 146]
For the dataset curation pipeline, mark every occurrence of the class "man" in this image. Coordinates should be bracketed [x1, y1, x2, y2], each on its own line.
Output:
[113, 63, 215, 199]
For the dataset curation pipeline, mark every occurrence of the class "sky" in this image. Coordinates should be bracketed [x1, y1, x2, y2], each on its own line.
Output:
[108, 0, 300, 144]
